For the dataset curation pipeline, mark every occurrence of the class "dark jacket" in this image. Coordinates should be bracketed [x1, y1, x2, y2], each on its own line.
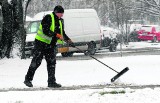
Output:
[35, 12, 70, 48]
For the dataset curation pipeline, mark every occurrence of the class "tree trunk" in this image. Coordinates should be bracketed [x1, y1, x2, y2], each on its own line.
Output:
[0, 1, 13, 58]
[12, 0, 26, 59]
[0, 0, 32, 59]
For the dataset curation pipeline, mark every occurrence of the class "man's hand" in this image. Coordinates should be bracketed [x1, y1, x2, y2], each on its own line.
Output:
[56, 33, 63, 40]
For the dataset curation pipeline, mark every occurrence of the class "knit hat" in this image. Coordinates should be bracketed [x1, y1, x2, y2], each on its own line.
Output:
[54, 5, 64, 13]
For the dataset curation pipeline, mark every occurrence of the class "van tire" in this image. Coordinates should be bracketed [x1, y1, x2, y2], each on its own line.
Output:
[87, 42, 96, 55]
[61, 52, 73, 57]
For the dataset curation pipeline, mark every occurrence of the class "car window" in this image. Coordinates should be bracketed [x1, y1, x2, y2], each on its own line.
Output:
[141, 26, 152, 32]
[26, 21, 40, 34]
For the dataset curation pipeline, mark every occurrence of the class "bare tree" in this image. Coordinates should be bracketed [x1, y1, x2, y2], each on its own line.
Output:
[0, 0, 31, 59]
[136, 0, 160, 16]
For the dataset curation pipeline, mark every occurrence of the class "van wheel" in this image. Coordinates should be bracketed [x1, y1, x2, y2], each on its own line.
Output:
[87, 42, 96, 55]
[61, 52, 73, 57]
[109, 44, 117, 52]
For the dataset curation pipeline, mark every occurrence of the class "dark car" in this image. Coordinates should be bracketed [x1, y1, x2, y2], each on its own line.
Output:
[100, 27, 118, 52]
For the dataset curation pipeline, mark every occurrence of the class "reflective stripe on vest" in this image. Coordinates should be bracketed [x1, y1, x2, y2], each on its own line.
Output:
[35, 13, 64, 44]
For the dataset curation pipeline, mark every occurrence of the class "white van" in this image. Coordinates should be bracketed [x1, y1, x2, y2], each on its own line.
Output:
[25, 9, 101, 57]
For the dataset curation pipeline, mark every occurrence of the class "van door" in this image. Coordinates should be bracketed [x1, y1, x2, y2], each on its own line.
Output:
[81, 17, 100, 41]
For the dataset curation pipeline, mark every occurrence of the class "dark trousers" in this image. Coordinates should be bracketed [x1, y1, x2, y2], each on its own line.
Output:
[25, 45, 57, 85]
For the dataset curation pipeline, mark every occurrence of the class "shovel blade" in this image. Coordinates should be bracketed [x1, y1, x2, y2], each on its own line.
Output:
[111, 67, 129, 82]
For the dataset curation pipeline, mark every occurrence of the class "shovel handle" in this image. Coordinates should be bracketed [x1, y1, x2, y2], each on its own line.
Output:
[64, 40, 119, 73]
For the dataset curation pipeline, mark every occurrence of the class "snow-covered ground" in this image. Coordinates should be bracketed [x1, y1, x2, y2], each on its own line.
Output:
[0, 42, 160, 103]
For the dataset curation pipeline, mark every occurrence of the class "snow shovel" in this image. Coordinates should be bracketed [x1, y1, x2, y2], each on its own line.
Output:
[67, 43, 129, 82]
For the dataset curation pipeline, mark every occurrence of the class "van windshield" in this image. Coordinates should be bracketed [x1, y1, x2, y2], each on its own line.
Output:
[26, 21, 41, 34]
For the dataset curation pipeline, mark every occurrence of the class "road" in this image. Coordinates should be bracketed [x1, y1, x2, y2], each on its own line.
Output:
[56, 46, 160, 61]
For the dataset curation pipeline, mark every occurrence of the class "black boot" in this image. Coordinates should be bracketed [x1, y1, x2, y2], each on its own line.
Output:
[48, 82, 62, 88]
[24, 76, 33, 87]
[24, 80, 33, 87]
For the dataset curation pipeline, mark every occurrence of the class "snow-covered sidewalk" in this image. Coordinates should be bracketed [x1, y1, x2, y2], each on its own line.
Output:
[0, 54, 160, 103]
[0, 55, 160, 88]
